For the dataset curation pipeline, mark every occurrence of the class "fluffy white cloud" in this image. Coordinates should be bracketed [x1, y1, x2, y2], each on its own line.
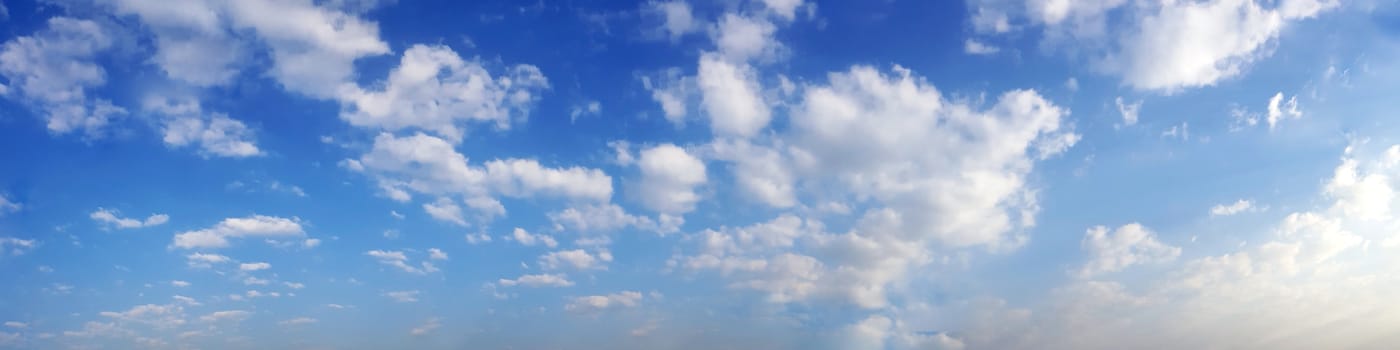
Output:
[539, 249, 611, 270]
[223, 0, 389, 98]
[710, 14, 781, 63]
[90, 208, 169, 229]
[761, 0, 805, 20]
[143, 96, 261, 158]
[0, 17, 124, 137]
[185, 252, 230, 268]
[649, 1, 700, 41]
[697, 54, 771, 138]
[366, 250, 439, 275]
[548, 203, 683, 235]
[238, 262, 271, 271]
[510, 228, 558, 248]
[636, 144, 707, 214]
[199, 310, 249, 323]
[1077, 223, 1181, 277]
[705, 138, 796, 208]
[348, 133, 613, 203]
[0, 194, 18, 216]
[338, 44, 549, 142]
[1210, 199, 1257, 216]
[105, 0, 244, 86]
[565, 291, 643, 313]
[1267, 91, 1303, 129]
[428, 248, 448, 261]
[969, 0, 1341, 91]
[641, 68, 691, 126]
[498, 273, 574, 288]
[171, 215, 304, 249]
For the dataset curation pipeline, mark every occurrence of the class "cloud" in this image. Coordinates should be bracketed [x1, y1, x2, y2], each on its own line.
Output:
[238, 262, 271, 272]
[1210, 199, 1257, 216]
[565, 291, 643, 314]
[1114, 97, 1141, 126]
[548, 203, 683, 235]
[422, 197, 467, 226]
[705, 138, 796, 208]
[570, 100, 602, 123]
[366, 250, 439, 275]
[964, 39, 1000, 55]
[641, 68, 691, 126]
[185, 252, 230, 268]
[636, 144, 707, 214]
[539, 249, 611, 270]
[143, 96, 261, 158]
[170, 280, 190, 287]
[1077, 223, 1181, 277]
[0, 194, 19, 216]
[223, 0, 390, 98]
[710, 14, 782, 63]
[510, 228, 558, 248]
[106, 0, 245, 87]
[198, 310, 250, 323]
[89, 208, 169, 229]
[171, 215, 304, 249]
[1266, 91, 1303, 129]
[648, 1, 700, 42]
[761, 0, 805, 20]
[278, 317, 317, 326]
[347, 132, 613, 203]
[0, 237, 37, 256]
[969, 0, 1341, 91]
[498, 273, 574, 288]
[427, 248, 448, 261]
[0, 17, 124, 137]
[384, 290, 420, 303]
[697, 54, 771, 137]
[410, 317, 440, 336]
[337, 44, 548, 142]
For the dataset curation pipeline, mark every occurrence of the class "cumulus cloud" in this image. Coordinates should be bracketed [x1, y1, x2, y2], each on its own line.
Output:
[143, 96, 261, 158]
[697, 53, 771, 137]
[635, 144, 707, 214]
[498, 273, 574, 288]
[337, 44, 549, 142]
[548, 203, 683, 235]
[0, 237, 38, 256]
[648, 1, 700, 41]
[1077, 223, 1181, 277]
[171, 215, 304, 249]
[428, 248, 448, 261]
[422, 197, 467, 226]
[1266, 91, 1303, 129]
[964, 39, 1000, 55]
[89, 208, 169, 229]
[185, 252, 230, 268]
[238, 262, 271, 271]
[1114, 97, 1140, 126]
[0, 17, 124, 137]
[384, 290, 420, 303]
[509, 228, 558, 248]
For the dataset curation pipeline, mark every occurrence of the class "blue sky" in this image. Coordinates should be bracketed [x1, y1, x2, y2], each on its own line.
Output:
[2, 0, 1400, 348]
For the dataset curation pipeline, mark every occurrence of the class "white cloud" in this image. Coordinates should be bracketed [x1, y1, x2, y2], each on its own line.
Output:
[761, 0, 805, 20]
[242, 277, 269, 285]
[170, 280, 190, 287]
[238, 262, 271, 272]
[1211, 199, 1257, 216]
[710, 14, 781, 63]
[498, 273, 574, 288]
[89, 208, 169, 229]
[198, 310, 250, 323]
[337, 44, 548, 142]
[1114, 97, 1140, 126]
[422, 197, 467, 226]
[349, 132, 613, 203]
[570, 100, 601, 123]
[366, 250, 439, 275]
[465, 232, 493, 245]
[0, 194, 20, 216]
[641, 68, 691, 126]
[171, 215, 304, 249]
[705, 138, 796, 208]
[548, 203, 683, 235]
[284, 282, 305, 289]
[223, 0, 390, 98]
[970, 0, 1341, 91]
[0, 17, 125, 137]
[0, 237, 37, 256]
[278, 317, 317, 326]
[510, 228, 558, 248]
[539, 249, 610, 270]
[1077, 223, 1181, 277]
[697, 54, 771, 138]
[410, 317, 440, 336]
[143, 96, 261, 158]
[4, 322, 26, 329]
[106, 0, 245, 87]
[636, 144, 707, 214]
[565, 291, 643, 313]
[1266, 92, 1302, 129]
[185, 252, 230, 267]
[649, 1, 700, 41]
[384, 290, 420, 303]
[302, 238, 321, 248]
[428, 248, 448, 261]
[964, 39, 1000, 55]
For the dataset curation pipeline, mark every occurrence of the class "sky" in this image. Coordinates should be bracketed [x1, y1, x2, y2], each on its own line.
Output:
[2, 0, 1400, 349]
